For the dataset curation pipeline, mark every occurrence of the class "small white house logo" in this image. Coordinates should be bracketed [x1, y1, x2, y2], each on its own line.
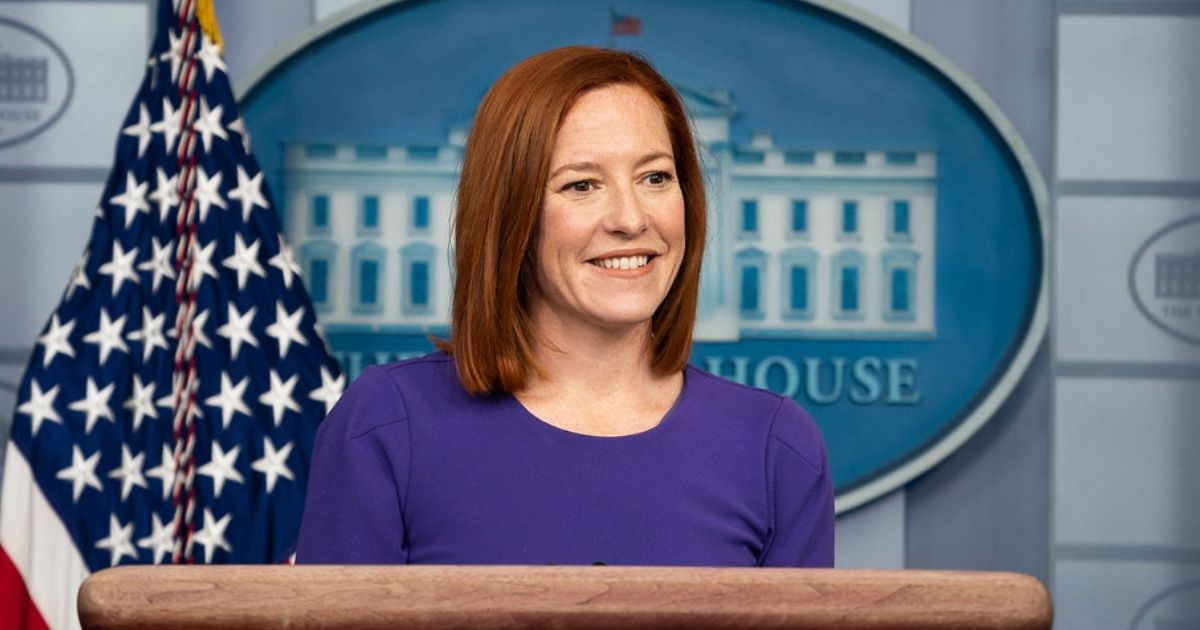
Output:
[0, 18, 73, 147]
[1129, 214, 1200, 344]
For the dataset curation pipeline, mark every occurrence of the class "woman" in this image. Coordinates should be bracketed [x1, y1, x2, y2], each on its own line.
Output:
[296, 46, 833, 567]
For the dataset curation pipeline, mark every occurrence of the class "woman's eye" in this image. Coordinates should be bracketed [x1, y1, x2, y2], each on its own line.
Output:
[565, 180, 593, 193]
[645, 171, 673, 186]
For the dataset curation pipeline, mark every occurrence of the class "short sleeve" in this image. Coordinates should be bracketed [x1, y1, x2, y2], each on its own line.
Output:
[759, 398, 835, 567]
[295, 365, 411, 564]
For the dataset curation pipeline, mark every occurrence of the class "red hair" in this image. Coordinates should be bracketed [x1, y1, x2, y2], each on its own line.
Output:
[438, 46, 707, 395]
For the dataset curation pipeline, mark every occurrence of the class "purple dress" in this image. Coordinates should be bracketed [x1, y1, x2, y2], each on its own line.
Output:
[296, 353, 834, 566]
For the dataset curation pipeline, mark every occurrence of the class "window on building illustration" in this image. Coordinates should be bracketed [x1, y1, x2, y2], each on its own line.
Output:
[883, 249, 919, 322]
[355, 145, 387, 160]
[412, 196, 430, 232]
[790, 200, 808, 235]
[833, 250, 865, 320]
[841, 200, 859, 236]
[359, 260, 378, 306]
[890, 200, 911, 241]
[885, 151, 917, 166]
[309, 259, 328, 305]
[407, 146, 439, 161]
[351, 242, 386, 315]
[305, 144, 336, 158]
[736, 248, 767, 320]
[791, 266, 809, 311]
[781, 247, 817, 320]
[300, 240, 337, 314]
[741, 265, 760, 314]
[740, 199, 758, 235]
[360, 195, 380, 232]
[311, 195, 330, 233]
[891, 268, 910, 312]
[410, 261, 430, 307]
[834, 151, 866, 165]
[733, 149, 765, 165]
[401, 242, 437, 315]
[841, 267, 859, 312]
[784, 151, 815, 165]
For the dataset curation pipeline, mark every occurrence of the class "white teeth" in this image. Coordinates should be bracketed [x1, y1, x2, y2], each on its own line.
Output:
[595, 255, 650, 270]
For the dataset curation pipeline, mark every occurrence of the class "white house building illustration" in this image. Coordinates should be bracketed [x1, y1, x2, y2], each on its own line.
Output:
[282, 87, 937, 341]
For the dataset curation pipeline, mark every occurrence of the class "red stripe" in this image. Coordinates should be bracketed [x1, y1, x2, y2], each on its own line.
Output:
[0, 545, 50, 630]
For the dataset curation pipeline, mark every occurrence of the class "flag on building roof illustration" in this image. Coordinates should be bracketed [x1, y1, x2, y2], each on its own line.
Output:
[0, 0, 342, 628]
[610, 9, 642, 36]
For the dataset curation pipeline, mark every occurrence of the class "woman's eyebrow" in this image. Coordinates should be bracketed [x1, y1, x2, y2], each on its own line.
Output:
[549, 152, 675, 180]
[548, 161, 601, 179]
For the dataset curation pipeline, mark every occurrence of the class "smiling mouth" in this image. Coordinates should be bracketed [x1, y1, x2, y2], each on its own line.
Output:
[589, 255, 652, 270]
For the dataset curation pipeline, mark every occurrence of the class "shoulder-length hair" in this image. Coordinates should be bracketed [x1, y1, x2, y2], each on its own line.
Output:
[438, 46, 707, 395]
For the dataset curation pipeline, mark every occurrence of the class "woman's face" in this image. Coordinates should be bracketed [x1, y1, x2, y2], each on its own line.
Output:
[530, 83, 686, 335]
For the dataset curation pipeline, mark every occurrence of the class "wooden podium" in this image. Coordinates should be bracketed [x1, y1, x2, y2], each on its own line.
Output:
[77, 565, 1052, 629]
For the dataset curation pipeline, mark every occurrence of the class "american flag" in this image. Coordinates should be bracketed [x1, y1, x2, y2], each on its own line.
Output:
[610, 10, 642, 36]
[0, 1, 342, 628]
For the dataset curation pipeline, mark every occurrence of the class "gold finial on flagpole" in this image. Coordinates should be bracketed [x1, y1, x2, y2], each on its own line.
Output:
[195, 0, 224, 51]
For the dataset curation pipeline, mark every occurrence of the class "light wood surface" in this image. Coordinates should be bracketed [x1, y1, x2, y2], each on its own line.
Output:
[77, 565, 1052, 630]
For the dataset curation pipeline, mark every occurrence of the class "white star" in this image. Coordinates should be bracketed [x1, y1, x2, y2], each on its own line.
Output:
[107, 445, 147, 501]
[36, 313, 76, 367]
[160, 28, 185, 81]
[196, 35, 228, 83]
[227, 116, 251, 154]
[258, 369, 302, 428]
[69, 377, 116, 435]
[146, 445, 177, 501]
[109, 173, 151, 229]
[309, 365, 345, 415]
[137, 513, 175, 564]
[265, 302, 307, 358]
[192, 96, 228, 153]
[251, 438, 295, 493]
[150, 97, 183, 153]
[56, 445, 103, 502]
[122, 102, 153, 158]
[228, 166, 268, 222]
[268, 239, 301, 289]
[137, 513, 174, 565]
[128, 306, 169, 362]
[204, 372, 251, 430]
[193, 167, 225, 223]
[192, 508, 233, 564]
[198, 441, 244, 498]
[216, 304, 258, 360]
[98, 241, 140, 296]
[190, 308, 214, 349]
[94, 514, 138, 566]
[123, 374, 159, 432]
[137, 238, 176, 294]
[222, 234, 266, 290]
[189, 240, 220, 291]
[82, 308, 130, 365]
[65, 250, 92, 301]
[148, 168, 180, 221]
[17, 380, 62, 438]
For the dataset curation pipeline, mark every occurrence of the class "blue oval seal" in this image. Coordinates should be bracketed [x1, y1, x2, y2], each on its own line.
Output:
[0, 17, 74, 147]
[238, 0, 1048, 512]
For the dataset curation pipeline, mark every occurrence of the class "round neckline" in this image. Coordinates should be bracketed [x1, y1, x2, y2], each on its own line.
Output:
[507, 367, 691, 441]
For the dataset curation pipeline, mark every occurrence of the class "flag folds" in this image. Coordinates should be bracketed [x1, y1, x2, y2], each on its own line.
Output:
[0, 0, 342, 627]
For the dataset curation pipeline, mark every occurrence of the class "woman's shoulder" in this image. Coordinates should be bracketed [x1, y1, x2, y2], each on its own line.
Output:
[682, 364, 825, 467]
[324, 352, 462, 437]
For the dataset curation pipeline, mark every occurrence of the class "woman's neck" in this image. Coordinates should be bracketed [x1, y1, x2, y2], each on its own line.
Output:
[517, 309, 682, 436]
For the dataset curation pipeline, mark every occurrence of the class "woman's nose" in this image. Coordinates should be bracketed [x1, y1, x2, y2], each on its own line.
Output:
[604, 184, 648, 236]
